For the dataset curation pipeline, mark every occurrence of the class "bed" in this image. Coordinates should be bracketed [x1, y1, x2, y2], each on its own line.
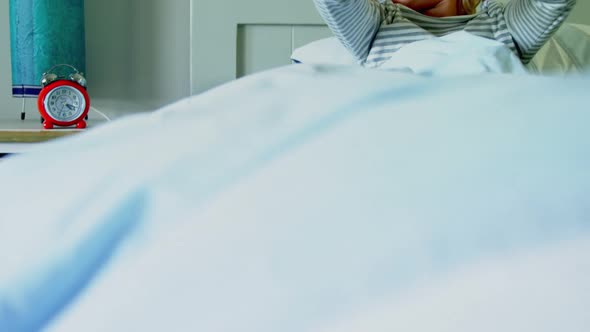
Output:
[1, 63, 589, 332]
[1, 1, 590, 331]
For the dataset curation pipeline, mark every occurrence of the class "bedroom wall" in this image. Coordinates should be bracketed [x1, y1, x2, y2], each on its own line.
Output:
[0, 0, 191, 120]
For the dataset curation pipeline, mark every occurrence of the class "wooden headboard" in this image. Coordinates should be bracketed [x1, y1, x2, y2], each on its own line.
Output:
[190, 0, 332, 94]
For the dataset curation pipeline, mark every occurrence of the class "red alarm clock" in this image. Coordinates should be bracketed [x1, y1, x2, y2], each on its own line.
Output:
[38, 64, 90, 129]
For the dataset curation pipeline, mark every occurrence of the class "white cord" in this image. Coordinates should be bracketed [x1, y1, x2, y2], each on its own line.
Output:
[189, 0, 194, 94]
[90, 106, 111, 121]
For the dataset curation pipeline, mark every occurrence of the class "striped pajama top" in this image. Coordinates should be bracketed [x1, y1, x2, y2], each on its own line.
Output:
[313, 0, 577, 67]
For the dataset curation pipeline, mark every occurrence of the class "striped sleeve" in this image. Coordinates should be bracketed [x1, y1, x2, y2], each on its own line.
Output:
[313, 0, 385, 62]
[503, 0, 577, 63]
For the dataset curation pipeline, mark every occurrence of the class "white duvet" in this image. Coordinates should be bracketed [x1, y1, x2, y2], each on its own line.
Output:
[0, 64, 589, 332]
[377, 31, 528, 75]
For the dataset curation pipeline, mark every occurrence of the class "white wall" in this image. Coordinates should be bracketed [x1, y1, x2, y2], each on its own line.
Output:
[0, 0, 190, 120]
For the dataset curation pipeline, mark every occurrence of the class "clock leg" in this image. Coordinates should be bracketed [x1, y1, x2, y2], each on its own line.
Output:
[76, 120, 87, 129]
[43, 120, 54, 129]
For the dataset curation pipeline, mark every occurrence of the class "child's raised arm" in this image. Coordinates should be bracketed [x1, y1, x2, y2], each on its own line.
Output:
[313, 0, 386, 62]
[503, 0, 577, 63]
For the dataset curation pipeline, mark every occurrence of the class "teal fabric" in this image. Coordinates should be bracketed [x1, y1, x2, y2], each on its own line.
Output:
[9, 0, 86, 97]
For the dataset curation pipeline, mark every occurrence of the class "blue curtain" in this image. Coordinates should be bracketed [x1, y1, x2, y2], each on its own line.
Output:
[9, 0, 86, 97]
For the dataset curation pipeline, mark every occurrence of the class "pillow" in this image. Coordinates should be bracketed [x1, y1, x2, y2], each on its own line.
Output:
[290, 37, 357, 65]
[528, 23, 590, 74]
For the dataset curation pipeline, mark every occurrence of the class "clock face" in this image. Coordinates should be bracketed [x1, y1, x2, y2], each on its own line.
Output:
[43, 85, 87, 122]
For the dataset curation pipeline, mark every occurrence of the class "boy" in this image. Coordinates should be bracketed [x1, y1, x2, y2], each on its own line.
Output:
[313, 0, 577, 67]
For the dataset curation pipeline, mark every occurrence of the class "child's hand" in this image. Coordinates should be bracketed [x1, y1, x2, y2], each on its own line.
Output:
[392, 0, 464, 17]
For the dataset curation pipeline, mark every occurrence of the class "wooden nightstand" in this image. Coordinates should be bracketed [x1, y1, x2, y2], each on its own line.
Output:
[0, 117, 102, 155]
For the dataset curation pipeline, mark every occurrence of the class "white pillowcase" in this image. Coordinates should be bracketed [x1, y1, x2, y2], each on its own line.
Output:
[291, 33, 527, 75]
[290, 37, 357, 65]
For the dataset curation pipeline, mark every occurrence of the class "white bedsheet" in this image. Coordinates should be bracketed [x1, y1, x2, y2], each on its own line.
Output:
[0, 65, 589, 332]
[292, 31, 529, 76]
[378, 31, 528, 75]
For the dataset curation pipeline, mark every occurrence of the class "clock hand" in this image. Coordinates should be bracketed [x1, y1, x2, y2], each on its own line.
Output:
[66, 104, 76, 111]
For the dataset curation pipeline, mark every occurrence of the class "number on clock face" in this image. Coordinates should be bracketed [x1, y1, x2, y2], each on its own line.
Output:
[43, 86, 86, 122]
